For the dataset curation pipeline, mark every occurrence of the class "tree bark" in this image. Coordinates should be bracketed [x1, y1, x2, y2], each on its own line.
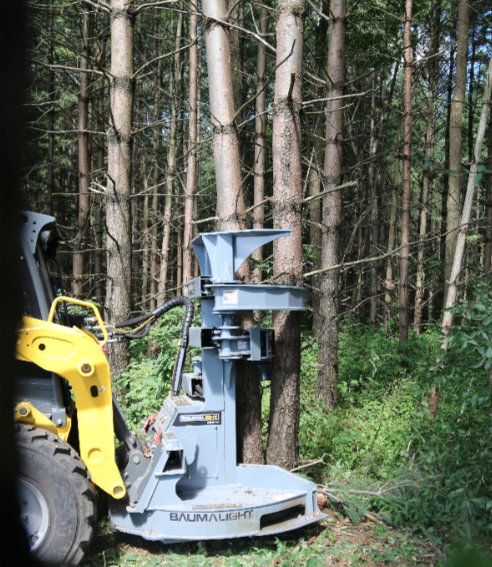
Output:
[484, 115, 492, 280]
[384, 153, 398, 328]
[266, 0, 305, 470]
[309, 2, 328, 334]
[442, 53, 492, 336]
[252, 2, 269, 284]
[202, 0, 245, 229]
[398, 0, 413, 343]
[316, 0, 346, 410]
[369, 72, 380, 327]
[141, 154, 150, 310]
[444, 0, 469, 300]
[202, 0, 263, 464]
[73, 4, 91, 298]
[157, 12, 183, 303]
[94, 35, 107, 307]
[182, 2, 198, 291]
[106, 0, 134, 375]
[414, 0, 441, 334]
[47, 0, 55, 216]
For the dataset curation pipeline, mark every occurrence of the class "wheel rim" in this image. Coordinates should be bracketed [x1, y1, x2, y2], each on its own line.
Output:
[18, 478, 50, 552]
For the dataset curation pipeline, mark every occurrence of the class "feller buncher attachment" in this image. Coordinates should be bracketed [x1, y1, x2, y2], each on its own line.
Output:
[14, 211, 325, 565]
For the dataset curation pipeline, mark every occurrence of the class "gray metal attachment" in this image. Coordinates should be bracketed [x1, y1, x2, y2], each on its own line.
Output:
[110, 229, 326, 542]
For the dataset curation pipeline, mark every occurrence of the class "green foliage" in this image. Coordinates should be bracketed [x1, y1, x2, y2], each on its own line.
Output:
[298, 292, 492, 540]
[114, 309, 196, 430]
[299, 323, 440, 479]
[407, 283, 492, 539]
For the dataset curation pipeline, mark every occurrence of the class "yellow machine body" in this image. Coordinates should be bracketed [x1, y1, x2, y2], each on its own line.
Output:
[15, 298, 126, 500]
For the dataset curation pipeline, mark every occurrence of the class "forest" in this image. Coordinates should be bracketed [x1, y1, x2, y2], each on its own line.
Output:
[14, 0, 492, 563]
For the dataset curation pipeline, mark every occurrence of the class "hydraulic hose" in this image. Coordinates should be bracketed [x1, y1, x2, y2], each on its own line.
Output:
[165, 298, 195, 396]
[109, 297, 194, 394]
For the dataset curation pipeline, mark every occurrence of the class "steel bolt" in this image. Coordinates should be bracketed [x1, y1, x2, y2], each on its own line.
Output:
[132, 455, 141, 465]
[81, 363, 92, 374]
[19, 407, 28, 416]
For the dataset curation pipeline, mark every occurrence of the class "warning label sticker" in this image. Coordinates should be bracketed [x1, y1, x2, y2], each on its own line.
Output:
[174, 412, 221, 426]
[222, 289, 238, 305]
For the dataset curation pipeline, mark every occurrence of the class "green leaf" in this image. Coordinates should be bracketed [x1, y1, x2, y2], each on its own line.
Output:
[474, 173, 483, 185]
[307, 558, 319, 567]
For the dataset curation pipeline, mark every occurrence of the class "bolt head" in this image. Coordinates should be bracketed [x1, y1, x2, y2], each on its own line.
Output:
[81, 363, 92, 374]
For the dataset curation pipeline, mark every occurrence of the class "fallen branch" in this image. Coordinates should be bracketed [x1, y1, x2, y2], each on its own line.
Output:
[290, 454, 328, 472]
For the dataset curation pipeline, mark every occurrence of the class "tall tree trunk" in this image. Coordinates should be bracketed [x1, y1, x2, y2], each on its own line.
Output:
[467, 29, 476, 164]
[157, 12, 183, 302]
[398, 0, 413, 343]
[309, 2, 328, 334]
[316, 0, 346, 410]
[266, 0, 305, 470]
[252, 2, 269, 283]
[384, 152, 399, 327]
[444, 0, 469, 300]
[202, 0, 245, 228]
[414, 1, 441, 333]
[442, 54, 492, 336]
[94, 33, 107, 306]
[73, 4, 91, 298]
[149, 24, 163, 313]
[438, 37, 455, 312]
[106, 0, 134, 375]
[202, 0, 263, 464]
[141, 154, 150, 310]
[47, 0, 55, 216]
[182, 3, 198, 291]
[484, 115, 492, 280]
[369, 72, 380, 327]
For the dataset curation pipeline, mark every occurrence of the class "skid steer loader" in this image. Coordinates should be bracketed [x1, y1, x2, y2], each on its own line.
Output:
[14, 211, 325, 566]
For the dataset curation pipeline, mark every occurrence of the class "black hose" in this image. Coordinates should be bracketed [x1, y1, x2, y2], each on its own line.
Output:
[167, 298, 194, 396]
[114, 313, 155, 328]
[111, 297, 194, 394]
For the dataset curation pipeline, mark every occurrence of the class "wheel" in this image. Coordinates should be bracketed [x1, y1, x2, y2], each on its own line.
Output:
[15, 424, 96, 566]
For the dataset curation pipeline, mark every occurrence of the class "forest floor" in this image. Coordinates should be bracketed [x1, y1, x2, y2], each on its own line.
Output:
[83, 507, 450, 567]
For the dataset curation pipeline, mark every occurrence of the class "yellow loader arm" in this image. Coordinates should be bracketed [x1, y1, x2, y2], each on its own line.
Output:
[16, 300, 126, 500]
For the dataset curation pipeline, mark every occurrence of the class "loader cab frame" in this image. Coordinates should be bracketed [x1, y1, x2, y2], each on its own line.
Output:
[15, 211, 71, 427]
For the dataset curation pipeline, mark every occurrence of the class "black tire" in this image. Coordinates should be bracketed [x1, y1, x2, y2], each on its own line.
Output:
[15, 424, 96, 566]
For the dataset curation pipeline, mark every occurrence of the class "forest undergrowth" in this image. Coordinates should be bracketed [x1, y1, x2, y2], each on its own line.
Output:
[89, 284, 492, 566]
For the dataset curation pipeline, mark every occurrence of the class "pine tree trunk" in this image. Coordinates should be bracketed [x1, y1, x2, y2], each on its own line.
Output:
[442, 54, 492, 336]
[484, 116, 492, 280]
[369, 72, 380, 327]
[149, 23, 163, 313]
[182, 3, 198, 291]
[384, 157, 398, 327]
[94, 36, 107, 307]
[266, 0, 305, 470]
[444, 0, 469, 300]
[309, 2, 328, 334]
[202, 0, 263, 464]
[141, 154, 150, 310]
[398, 0, 413, 343]
[47, 0, 55, 216]
[106, 0, 134, 375]
[414, 1, 441, 333]
[73, 4, 90, 297]
[316, 0, 346, 410]
[157, 12, 182, 302]
[252, 2, 269, 284]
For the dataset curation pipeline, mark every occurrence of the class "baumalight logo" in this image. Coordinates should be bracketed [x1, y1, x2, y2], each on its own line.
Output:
[169, 510, 253, 522]
[174, 412, 221, 426]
